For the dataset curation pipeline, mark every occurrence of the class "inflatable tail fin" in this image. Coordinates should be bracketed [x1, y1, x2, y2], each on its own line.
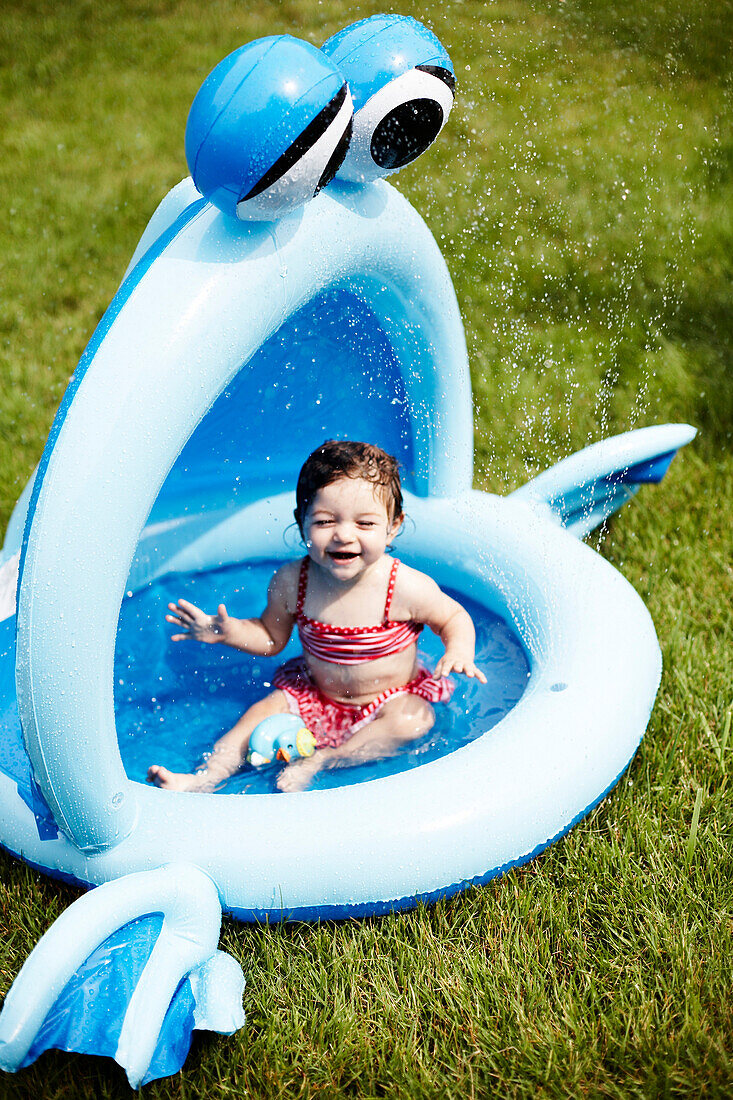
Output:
[0, 864, 245, 1088]
[510, 424, 696, 539]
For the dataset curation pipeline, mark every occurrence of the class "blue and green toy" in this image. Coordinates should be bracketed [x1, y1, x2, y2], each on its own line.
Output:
[247, 713, 316, 767]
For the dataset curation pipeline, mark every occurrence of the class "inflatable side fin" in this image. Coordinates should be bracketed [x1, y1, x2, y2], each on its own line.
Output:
[623, 451, 677, 484]
[0, 864, 245, 1088]
[510, 424, 696, 539]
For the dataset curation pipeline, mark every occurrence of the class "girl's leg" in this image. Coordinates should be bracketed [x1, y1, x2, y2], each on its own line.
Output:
[363, 694, 435, 747]
[148, 690, 291, 792]
[277, 694, 434, 793]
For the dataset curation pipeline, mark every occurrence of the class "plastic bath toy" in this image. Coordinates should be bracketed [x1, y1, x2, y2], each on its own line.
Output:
[0, 14, 694, 1087]
[246, 713, 316, 767]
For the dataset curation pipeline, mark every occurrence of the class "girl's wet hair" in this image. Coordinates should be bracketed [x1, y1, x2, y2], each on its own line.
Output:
[294, 440, 404, 535]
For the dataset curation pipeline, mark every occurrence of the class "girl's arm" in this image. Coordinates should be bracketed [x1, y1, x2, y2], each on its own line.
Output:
[431, 602, 487, 682]
[166, 565, 296, 656]
[396, 565, 488, 683]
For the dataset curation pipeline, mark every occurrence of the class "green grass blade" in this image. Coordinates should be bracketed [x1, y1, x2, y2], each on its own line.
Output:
[686, 786, 704, 864]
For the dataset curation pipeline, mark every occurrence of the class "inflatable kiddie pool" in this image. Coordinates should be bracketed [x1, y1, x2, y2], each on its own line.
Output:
[0, 15, 695, 1088]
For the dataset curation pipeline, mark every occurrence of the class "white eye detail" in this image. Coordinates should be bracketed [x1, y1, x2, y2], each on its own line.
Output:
[337, 66, 454, 184]
[236, 85, 353, 221]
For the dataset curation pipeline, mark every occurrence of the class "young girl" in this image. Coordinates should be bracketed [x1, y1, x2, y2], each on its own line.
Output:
[148, 440, 486, 793]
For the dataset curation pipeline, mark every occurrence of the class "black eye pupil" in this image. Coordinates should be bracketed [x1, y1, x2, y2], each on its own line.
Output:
[370, 99, 444, 170]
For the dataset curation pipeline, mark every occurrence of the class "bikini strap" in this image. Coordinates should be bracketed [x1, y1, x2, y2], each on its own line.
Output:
[383, 558, 400, 622]
[296, 557, 310, 619]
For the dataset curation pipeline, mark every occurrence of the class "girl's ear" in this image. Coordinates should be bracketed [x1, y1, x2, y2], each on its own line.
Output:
[386, 512, 404, 543]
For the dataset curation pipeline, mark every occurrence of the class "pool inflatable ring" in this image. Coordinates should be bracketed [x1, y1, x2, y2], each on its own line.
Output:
[0, 15, 695, 1087]
[0, 174, 695, 916]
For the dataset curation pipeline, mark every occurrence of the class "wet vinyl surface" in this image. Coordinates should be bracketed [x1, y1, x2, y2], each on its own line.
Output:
[114, 558, 530, 794]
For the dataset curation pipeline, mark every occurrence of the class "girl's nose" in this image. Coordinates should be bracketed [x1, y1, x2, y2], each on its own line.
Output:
[333, 523, 356, 543]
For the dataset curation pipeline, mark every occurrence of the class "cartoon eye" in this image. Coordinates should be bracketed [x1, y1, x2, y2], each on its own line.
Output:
[322, 16, 455, 185]
[349, 65, 454, 178]
[237, 84, 353, 219]
[186, 36, 353, 222]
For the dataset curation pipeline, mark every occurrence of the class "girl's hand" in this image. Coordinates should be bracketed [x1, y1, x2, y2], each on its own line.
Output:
[434, 650, 488, 683]
[166, 599, 233, 644]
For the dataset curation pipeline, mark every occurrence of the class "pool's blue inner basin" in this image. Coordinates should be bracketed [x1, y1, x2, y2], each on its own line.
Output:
[114, 559, 530, 794]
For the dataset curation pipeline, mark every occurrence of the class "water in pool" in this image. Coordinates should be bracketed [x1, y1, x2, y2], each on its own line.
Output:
[115, 558, 530, 793]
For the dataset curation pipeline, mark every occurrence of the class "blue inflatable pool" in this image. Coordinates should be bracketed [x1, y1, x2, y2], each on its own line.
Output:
[0, 166, 695, 918]
[0, 14, 695, 1087]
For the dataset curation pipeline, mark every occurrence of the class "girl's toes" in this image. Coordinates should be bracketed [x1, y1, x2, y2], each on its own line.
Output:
[147, 765, 174, 788]
[277, 762, 314, 793]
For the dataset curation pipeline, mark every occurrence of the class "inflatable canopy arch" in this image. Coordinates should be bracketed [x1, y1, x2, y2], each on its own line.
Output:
[13, 178, 472, 855]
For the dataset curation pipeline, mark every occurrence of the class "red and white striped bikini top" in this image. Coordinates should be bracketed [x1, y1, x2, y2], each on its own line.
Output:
[296, 557, 423, 665]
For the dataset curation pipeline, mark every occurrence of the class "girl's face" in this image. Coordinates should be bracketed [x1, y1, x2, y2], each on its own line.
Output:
[304, 477, 402, 580]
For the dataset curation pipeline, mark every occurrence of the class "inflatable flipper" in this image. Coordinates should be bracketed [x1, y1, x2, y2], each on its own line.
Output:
[510, 423, 697, 538]
[0, 864, 245, 1088]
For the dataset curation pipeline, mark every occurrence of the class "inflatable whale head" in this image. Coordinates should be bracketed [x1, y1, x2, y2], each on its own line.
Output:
[185, 15, 455, 220]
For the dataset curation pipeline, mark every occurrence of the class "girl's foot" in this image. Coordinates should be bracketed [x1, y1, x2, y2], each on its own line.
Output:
[147, 764, 217, 792]
[276, 754, 323, 793]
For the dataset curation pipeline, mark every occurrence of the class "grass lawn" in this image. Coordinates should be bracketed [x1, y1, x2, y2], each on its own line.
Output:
[0, 0, 731, 1096]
